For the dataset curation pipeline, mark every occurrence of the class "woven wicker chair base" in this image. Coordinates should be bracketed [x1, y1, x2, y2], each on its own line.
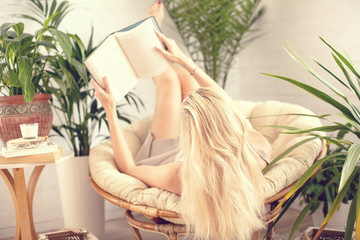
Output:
[89, 172, 291, 240]
[89, 145, 326, 240]
[125, 210, 189, 240]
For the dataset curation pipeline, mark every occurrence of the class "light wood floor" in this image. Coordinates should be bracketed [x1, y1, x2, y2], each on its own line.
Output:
[1, 208, 312, 240]
[103, 208, 313, 240]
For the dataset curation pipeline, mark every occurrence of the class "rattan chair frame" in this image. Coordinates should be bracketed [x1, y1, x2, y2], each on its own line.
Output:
[89, 145, 326, 240]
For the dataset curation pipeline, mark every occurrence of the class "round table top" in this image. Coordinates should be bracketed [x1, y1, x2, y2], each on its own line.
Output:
[0, 162, 48, 169]
[0, 148, 71, 169]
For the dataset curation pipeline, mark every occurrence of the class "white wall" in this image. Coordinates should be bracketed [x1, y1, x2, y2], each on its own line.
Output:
[1, 0, 360, 238]
[228, 0, 360, 115]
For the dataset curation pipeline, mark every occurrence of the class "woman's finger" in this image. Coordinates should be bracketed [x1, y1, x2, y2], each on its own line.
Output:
[155, 46, 175, 62]
[91, 79, 102, 92]
[154, 29, 164, 40]
[155, 46, 168, 55]
[102, 77, 111, 94]
[154, 29, 171, 48]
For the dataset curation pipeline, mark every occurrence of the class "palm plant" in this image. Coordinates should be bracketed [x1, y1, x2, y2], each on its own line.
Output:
[47, 30, 143, 156]
[14, 0, 73, 28]
[163, 0, 264, 88]
[263, 38, 360, 239]
[15, 0, 143, 156]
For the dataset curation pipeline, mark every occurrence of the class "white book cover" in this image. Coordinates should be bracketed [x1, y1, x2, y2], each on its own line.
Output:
[84, 16, 170, 102]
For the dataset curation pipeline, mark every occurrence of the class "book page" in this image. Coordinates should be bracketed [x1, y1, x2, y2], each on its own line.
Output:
[115, 18, 170, 78]
[84, 35, 138, 102]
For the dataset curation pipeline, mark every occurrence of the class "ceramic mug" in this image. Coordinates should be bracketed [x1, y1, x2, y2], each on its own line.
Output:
[20, 123, 39, 139]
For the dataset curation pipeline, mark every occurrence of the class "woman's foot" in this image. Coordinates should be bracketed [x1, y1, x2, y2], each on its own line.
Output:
[148, 1, 164, 27]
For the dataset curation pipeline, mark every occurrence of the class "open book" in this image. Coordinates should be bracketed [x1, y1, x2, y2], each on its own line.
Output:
[84, 16, 170, 102]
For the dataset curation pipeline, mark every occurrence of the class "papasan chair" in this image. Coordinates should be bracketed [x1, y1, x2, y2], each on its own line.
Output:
[89, 100, 326, 240]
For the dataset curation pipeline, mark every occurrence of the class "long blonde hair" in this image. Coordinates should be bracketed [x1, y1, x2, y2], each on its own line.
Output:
[180, 87, 266, 239]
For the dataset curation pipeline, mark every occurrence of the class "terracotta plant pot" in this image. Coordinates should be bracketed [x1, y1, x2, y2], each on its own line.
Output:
[0, 94, 53, 143]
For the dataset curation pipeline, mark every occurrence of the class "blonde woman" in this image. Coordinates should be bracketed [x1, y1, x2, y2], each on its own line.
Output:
[91, 2, 272, 239]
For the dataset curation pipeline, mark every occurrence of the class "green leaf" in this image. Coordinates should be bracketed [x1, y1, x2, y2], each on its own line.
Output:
[1, 23, 16, 37]
[9, 48, 16, 66]
[35, 27, 49, 41]
[345, 195, 356, 240]
[356, 180, 360, 240]
[315, 168, 359, 239]
[49, 0, 57, 17]
[338, 113, 360, 134]
[52, 126, 65, 138]
[311, 56, 351, 91]
[284, 45, 347, 101]
[281, 125, 350, 135]
[43, 12, 59, 28]
[339, 143, 360, 193]
[289, 174, 340, 239]
[288, 199, 313, 239]
[332, 53, 360, 103]
[17, 15, 43, 26]
[320, 37, 360, 80]
[68, 33, 86, 60]
[264, 186, 303, 239]
[273, 152, 345, 212]
[18, 57, 35, 102]
[70, 58, 88, 83]
[12, 22, 24, 39]
[86, 26, 94, 54]
[51, 29, 72, 60]
[263, 136, 319, 173]
[37, 40, 57, 50]
[90, 99, 98, 114]
[263, 73, 355, 121]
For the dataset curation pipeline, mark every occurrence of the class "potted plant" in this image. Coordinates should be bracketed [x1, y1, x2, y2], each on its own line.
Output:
[14, 0, 143, 237]
[49, 25, 142, 240]
[164, 0, 264, 88]
[300, 140, 358, 230]
[263, 38, 360, 239]
[0, 12, 72, 143]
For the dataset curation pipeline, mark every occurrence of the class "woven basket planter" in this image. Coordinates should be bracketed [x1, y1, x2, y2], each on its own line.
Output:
[296, 227, 354, 240]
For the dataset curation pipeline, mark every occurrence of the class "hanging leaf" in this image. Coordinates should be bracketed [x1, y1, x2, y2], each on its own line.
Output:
[263, 73, 355, 122]
[338, 143, 360, 193]
[12, 22, 24, 39]
[18, 57, 35, 102]
[314, 168, 359, 239]
[51, 29, 72, 60]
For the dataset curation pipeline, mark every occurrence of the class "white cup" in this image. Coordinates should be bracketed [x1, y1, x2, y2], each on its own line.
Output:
[20, 123, 39, 139]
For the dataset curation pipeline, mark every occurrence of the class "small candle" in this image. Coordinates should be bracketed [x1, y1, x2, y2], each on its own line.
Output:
[20, 123, 39, 139]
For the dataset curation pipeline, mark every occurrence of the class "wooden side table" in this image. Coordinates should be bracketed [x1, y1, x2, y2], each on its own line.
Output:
[0, 149, 62, 240]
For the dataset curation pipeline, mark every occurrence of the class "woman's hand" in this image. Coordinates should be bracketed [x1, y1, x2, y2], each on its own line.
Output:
[91, 77, 116, 112]
[155, 30, 189, 65]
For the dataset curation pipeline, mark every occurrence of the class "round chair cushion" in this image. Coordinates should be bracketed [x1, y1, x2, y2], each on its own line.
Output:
[89, 100, 324, 221]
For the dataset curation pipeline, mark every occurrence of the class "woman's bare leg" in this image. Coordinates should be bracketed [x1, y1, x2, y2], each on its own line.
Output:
[172, 64, 200, 100]
[151, 67, 182, 140]
[151, 64, 200, 140]
[149, 1, 199, 139]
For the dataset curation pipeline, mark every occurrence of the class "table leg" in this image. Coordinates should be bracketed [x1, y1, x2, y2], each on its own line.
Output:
[0, 169, 21, 240]
[13, 168, 33, 239]
[0, 166, 45, 240]
[27, 166, 45, 239]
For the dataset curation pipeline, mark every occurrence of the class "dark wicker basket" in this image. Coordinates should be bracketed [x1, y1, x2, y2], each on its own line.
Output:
[38, 228, 98, 240]
[296, 227, 354, 240]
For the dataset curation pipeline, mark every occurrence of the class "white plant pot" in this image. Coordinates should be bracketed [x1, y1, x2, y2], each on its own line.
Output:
[312, 201, 351, 230]
[56, 151, 104, 238]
